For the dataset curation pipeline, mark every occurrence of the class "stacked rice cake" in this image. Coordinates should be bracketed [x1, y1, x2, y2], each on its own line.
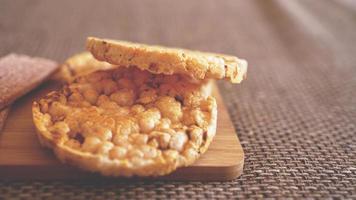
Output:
[32, 37, 247, 177]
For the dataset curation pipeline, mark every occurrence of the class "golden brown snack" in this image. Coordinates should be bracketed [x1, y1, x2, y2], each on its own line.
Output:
[33, 67, 217, 177]
[86, 37, 247, 83]
[52, 52, 114, 83]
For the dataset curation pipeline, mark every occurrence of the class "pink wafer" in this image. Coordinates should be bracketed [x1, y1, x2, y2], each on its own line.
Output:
[0, 54, 59, 110]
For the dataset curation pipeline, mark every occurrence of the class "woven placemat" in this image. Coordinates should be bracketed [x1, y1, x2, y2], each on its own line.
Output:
[0, 0, 355, 199]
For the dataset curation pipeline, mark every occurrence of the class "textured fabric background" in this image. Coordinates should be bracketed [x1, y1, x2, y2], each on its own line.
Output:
[0, 0, 355, 199]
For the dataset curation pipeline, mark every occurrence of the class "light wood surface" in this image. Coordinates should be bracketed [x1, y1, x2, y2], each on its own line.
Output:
[0, 82, 244, 181]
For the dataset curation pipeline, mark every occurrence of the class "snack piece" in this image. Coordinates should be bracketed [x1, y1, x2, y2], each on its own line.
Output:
[0, 107, 10, 132]
[53, 52, 114, 83]
[0, 54, 59, 110]
[87, 37, 247, 83]
[33, 67, 217, 177]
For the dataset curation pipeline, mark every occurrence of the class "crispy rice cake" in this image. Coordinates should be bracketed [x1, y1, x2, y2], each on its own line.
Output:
[87, 37, 247, 83]
[33, 66, 217, 177]
[53, 52, 114, 83]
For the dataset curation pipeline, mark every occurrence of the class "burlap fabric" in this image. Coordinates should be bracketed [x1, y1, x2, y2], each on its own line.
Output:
[0, 0, 355, 199]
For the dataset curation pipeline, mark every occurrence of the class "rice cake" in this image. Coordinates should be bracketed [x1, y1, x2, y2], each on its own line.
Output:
[87, 37, 247, 83]
[33, 67, 217, 177]
[53, 52, 114, 83]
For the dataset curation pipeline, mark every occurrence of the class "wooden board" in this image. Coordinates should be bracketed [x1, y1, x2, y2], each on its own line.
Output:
[0, 82, 244, 181]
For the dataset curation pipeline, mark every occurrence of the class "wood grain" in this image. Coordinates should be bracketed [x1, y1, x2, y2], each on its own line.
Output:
[0, 82, 244, 181]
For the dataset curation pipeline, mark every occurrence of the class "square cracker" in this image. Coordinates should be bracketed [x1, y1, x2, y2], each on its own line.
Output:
[0, 54, 59, 110]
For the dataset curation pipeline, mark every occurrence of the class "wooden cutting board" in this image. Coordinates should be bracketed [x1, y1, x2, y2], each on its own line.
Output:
[0, 81, 244, 181]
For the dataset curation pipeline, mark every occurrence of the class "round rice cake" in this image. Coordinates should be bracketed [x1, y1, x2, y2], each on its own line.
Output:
[86, 37, 248, 83]
[52, 52, 114, 83]
[33, 66, 217, 177]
